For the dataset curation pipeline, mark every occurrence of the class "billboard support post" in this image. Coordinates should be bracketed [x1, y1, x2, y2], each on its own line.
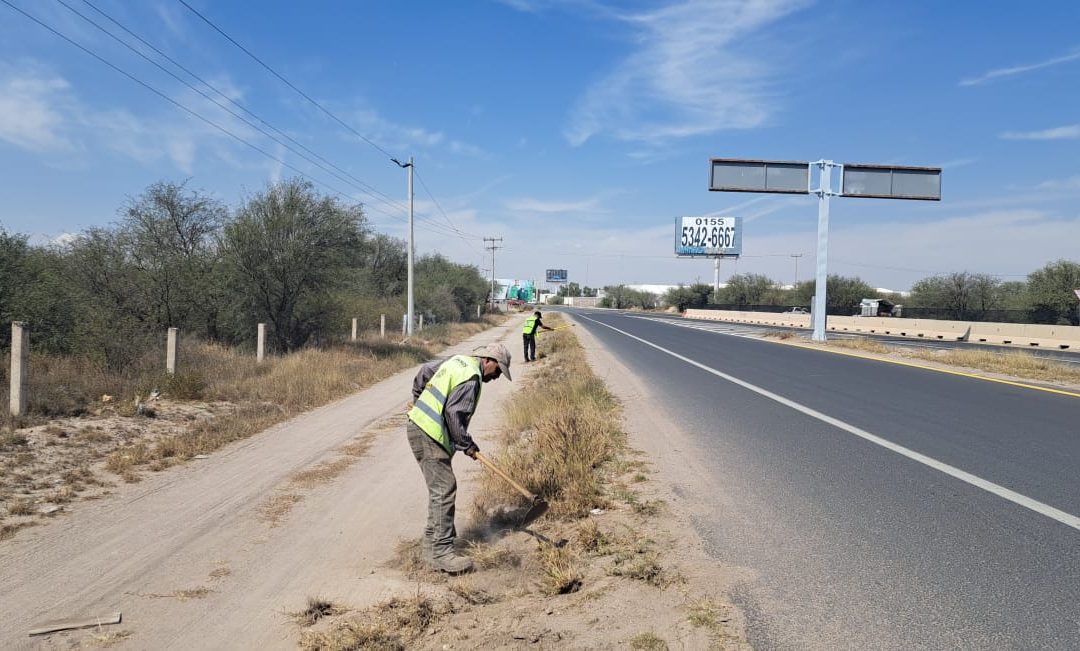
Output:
[811, 161, 839, 341]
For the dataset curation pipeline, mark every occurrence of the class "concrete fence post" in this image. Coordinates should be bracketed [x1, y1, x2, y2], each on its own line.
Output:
[351, 317, 358, 341]
[10, 322, 28, 417]
[477, 304, 481, 319]
[380, 314, 386, 339]
[166, 327, 179, 375]
[419, 314, 424, 331]
[402, 314, 407, 336]
[257, 323, 266, 363]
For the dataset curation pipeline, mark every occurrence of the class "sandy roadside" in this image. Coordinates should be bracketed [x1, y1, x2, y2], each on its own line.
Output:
[1, 316, 527, 650]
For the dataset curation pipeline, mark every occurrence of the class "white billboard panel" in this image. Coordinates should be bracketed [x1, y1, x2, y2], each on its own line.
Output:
[674, 215, 742, 258]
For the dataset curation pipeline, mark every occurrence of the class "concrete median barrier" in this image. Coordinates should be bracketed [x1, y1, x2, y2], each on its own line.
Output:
[682, 309, 1080, 353]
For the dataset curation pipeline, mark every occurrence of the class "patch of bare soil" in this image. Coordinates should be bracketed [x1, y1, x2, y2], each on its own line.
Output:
[303, 470, 747, 649]
[0, 396, 233, 540]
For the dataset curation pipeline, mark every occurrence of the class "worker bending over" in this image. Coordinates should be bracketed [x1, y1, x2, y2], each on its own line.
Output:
[406, 343, 512, 574]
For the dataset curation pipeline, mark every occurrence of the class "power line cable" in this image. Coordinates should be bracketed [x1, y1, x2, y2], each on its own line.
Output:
[413, 169, 485, 253]
[175, 0, 398, 161]
[170, 0, 477, 245]
[1, 0, 472, 239]
[63, 0, 411, 217]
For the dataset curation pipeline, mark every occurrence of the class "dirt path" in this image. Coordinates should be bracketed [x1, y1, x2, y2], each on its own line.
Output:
[4, 312, 753, 650]
[1, 319, 524, 650]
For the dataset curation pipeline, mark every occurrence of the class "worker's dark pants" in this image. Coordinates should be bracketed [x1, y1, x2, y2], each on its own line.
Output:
[523, 333, 536, 361]
[406, 421, 457, 560]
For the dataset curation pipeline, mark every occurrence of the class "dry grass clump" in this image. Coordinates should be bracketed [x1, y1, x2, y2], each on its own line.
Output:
[172, 587, 213, 601]
[574, 520, 610, 554]
[629, 631, 669, 650]
[538, 544, 584, 595]
[258, 493, 304, 525]
[289, 458, 354, 489]
[906, 348, 1080, 384]
[632, 499, 665, 517]
[1, 521, 36, 540]
[388, 538, 447, 583]
[449, 580, 499, 605]
[0, 431, 29, 450]
[0, 346, 162, 421]
[610, 549, 667, 587]
[595, 531, 675, 588]
[291, 597, 345, 627]
[300, 594, 448, 651]
[686, 597, 728, 628]
[7, 497, 34, 516]
[466, 540, 522, 570]
[824, 337, 891, 354]
[88, 629, 133, 648]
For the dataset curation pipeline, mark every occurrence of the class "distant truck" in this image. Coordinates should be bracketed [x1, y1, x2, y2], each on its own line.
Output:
[859, 298, 902, 317]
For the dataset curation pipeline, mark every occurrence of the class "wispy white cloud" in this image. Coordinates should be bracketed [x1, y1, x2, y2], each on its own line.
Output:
[344, 104, 485, 158]
[495, 0, 547, 12]
[449, 140, 487, 157]
[565, 0, 810, 147]
[0, 62, 268, 174]
[1036, 175, 1080, 191]
[504, 196, 607, 213]
[0, 69, 75, 152]
[960, 48, 1080, 86]
[349, 107, 444, 150]
[1000, 124, 1080, 141]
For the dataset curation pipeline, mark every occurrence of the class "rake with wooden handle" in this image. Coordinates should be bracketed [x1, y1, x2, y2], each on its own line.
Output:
[473, 451, 549, 528]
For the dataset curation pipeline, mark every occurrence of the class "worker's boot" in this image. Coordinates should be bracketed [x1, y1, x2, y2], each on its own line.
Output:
[432, 553, 473, 574]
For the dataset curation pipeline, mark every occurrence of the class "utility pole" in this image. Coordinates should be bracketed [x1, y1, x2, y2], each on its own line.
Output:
[484, 237, 503, 311]
[392, 157, 415, 336]
[791, 253, 803, 287]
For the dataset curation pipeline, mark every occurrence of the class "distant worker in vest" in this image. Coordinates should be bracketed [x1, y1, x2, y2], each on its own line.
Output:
[522, 310, 554, 362]
[406, 342, 512, 574]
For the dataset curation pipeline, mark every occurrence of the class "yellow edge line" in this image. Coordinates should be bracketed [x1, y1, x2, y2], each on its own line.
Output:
[754, 332, 1080, 399]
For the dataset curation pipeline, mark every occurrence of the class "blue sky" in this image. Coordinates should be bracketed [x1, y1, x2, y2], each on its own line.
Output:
[1, 0, 1078, 291]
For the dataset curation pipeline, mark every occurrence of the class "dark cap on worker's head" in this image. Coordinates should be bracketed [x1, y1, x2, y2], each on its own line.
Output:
[475, 342, 512, 381]
[534, 310, 542, 316]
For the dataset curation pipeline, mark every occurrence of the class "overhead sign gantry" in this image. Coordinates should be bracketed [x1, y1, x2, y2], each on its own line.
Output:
[709, 158, 941, 340]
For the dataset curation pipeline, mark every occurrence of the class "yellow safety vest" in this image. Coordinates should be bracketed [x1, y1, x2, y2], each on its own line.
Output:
[523, 316, 539, 335]
[408, 355, 482, 455]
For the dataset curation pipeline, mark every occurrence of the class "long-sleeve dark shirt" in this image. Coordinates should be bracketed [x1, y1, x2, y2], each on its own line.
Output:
[411, 357, 481, 451]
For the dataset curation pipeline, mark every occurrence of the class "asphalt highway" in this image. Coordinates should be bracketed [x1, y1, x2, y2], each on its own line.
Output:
[565, 308, 1079, 650]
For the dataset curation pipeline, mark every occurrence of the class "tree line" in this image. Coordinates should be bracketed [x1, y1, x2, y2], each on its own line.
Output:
[612, 263, 1080, 325]
[0, 178, 491, 367]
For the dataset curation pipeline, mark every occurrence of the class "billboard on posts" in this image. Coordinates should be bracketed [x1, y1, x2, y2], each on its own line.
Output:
[545, 269, 568, 283]
[675, 215, 742, 258]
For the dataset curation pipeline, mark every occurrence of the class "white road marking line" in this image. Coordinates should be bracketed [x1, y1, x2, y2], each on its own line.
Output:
[631, 316, 766, 339]
[582, 314, 1080, 532]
